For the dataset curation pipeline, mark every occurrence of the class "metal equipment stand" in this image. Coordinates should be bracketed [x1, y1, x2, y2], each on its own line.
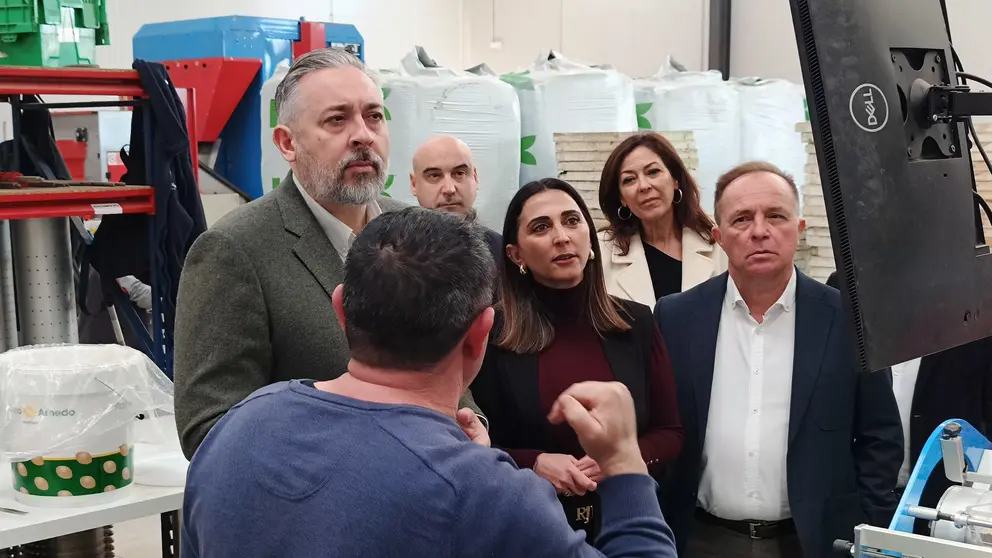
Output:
[10, 218, 77, 343]
[0, 66, 187, 558]
[161, 510, 181, 558]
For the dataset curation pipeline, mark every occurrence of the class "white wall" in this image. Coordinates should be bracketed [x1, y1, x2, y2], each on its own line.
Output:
[97, 0, 464, 70]
[461, 0, 708, 77]
[728, 0, 796, 81]
[731, 0, 992, 87]
[945, 0, 992, 89]
[333, 0, 464, 69]
[79, 1, 992, 86]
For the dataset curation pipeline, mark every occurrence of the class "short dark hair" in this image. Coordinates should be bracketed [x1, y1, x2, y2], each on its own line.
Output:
[714, 161, 800, 224]
[343, 207, 495, 370]
[497, 178, 630, 354]
[599, 132, 715, 255]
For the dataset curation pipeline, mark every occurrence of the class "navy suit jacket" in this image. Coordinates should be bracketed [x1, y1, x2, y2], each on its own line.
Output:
[654, 271, 903, 558]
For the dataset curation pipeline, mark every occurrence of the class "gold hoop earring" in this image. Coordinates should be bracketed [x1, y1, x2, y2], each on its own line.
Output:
[519, 264, 527, 275]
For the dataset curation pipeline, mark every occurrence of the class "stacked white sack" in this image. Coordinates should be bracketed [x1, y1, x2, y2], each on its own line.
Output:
[733, 77, 808, 208]
[260, 61, 292, 195]
[634, 58, 741, 214]
[501, 50, 637, 186]
[378, 48, 521, 231]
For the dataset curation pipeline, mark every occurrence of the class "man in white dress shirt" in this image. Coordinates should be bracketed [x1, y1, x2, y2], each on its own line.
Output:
[655, 162, 902, 557]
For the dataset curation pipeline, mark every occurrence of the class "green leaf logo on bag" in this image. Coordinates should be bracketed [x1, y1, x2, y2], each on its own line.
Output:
[636, 103, 653, 130]
[521, 136, 537, 166]
[381, 88, 392, 121]
[500, 71, 535, 91]
[382, 174, 394, 198]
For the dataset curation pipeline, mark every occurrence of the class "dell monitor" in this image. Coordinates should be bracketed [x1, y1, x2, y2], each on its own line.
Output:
[790, 0, 992, 371]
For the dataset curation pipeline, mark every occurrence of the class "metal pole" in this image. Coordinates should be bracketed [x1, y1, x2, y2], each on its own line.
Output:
[708, 0, 732, 79]
[107, 305, 126, 346]
[10, 218, 78, 345]
[0, 220, 16, 351]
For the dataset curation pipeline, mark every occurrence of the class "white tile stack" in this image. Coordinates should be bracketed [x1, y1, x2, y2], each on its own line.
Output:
[554, 131, 699, 230]
[795, 122, 835, 282]
[793, 230, 811, 277]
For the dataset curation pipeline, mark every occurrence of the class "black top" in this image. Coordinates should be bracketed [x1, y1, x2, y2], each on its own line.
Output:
[88, 60, 208, 334]
[483, 228, 503, 269]
[643, 242, 683, 300]
[473, 283, 683, 470]
[483, 228, 503, 302]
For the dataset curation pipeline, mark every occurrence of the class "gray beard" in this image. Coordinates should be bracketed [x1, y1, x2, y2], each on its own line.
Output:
[296, 147, 386, 206]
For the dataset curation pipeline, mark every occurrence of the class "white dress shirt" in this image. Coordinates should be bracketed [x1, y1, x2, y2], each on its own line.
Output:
[891, 358, 921, 488]
[297, 182, 381, 261]
[698, 269, 798, 521]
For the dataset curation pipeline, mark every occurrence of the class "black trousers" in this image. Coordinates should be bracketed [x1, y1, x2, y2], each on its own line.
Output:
[684, 518, 804, 558]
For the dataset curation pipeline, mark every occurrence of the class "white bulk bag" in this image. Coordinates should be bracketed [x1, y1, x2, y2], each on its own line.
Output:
[634, 58, 742, 214]
[733, 77, 808, 198]
[379, 48, 521, 230]
[260, 61, 291, 195]
[501, 50, 638, 185]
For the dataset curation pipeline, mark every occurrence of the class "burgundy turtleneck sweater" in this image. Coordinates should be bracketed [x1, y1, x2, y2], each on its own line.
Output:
[505, 284, 682, 472]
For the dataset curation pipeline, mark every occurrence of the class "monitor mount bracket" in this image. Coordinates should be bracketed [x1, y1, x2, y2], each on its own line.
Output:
[892, 49, 992, 160]
[919, 82, 992, 123]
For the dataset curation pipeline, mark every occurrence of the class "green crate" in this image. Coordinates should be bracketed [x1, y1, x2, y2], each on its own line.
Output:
[0, 0, 109, 68]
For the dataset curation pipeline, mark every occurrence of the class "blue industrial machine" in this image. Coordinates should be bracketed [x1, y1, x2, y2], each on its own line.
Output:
[132, 16, 364, 199]
[834, 420, 992, 556]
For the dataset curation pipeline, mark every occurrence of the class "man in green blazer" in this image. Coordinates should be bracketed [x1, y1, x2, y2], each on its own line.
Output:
[173, 48, 483, 459]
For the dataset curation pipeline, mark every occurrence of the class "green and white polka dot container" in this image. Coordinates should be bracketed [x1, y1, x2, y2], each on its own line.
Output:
[11, 431, 135, 507]
[1, 345, 145, 508]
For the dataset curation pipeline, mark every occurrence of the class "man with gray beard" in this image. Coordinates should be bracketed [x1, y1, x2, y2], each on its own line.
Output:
[173, 48, 486, 459]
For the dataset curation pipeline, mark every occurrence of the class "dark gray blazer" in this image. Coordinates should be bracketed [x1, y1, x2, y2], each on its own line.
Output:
[174, 174, 481, 459]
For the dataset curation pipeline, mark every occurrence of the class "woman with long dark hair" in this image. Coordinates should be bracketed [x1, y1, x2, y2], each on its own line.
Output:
[471, 178, 682, 543]
[598, 132, 726, 307]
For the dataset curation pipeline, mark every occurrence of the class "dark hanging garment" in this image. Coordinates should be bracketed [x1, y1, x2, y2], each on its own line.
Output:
[87, 59, 207, 334]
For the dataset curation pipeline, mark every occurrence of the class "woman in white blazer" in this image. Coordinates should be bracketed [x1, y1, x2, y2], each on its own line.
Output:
[597, 132, 727, 308]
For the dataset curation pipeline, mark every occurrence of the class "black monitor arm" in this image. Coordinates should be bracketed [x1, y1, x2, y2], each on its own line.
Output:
[913, 79, 992, 123]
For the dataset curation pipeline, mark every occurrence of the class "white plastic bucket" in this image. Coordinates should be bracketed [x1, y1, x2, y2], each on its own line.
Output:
[2, 345, 141, 507]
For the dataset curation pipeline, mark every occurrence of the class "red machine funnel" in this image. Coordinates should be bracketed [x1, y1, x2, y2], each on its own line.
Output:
[164, 57, 261, 142]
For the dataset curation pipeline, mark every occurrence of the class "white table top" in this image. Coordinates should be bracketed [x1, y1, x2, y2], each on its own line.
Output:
[0, 444, 186, 548]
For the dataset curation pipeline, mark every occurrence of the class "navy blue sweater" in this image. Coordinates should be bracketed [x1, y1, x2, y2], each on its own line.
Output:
[181, 381, 677, 557]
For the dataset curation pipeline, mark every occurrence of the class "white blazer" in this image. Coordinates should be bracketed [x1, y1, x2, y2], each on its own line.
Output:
[598, 228, 728, 308]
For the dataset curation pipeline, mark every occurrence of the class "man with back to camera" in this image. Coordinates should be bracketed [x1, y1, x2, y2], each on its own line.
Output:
[410, 135, 503, 263]
[179, 207, 679, 558]
[172, 49, 483, 460]
[655, 161, 903, 557]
